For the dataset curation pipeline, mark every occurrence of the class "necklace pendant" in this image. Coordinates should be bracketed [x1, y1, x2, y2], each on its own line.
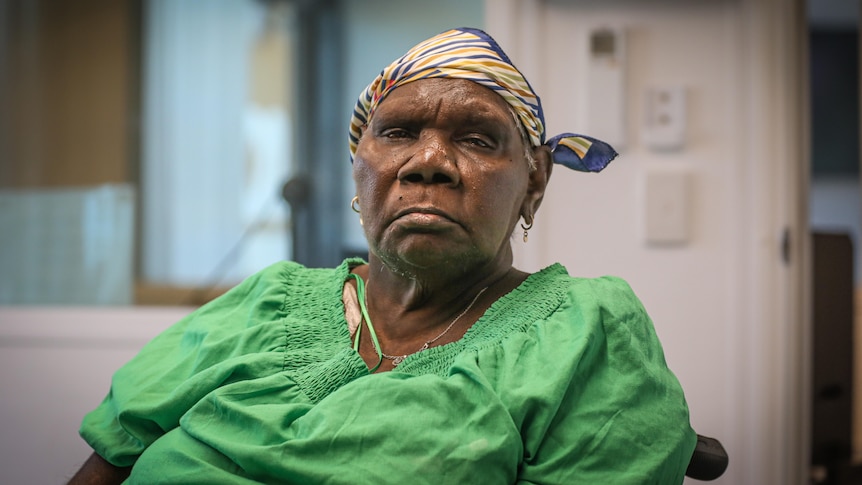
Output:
[392, 355, 405, 366]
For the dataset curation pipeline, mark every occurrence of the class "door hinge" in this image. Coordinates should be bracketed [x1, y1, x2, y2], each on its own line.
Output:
[781, 227, 791, 265]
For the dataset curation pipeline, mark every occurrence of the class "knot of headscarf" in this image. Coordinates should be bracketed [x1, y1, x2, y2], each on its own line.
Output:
[348, 27, 617, 172]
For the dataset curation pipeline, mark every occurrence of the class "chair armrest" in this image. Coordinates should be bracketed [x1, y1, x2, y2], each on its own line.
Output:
[685, 434, 729, 481]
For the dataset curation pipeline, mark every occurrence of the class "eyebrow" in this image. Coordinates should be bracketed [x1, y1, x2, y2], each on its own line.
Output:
[458, 109, 518, 141]
[370, 97, 518, 141]
[380, 106, 510, 126]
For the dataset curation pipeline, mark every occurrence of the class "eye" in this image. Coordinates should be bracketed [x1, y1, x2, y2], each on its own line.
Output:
[461, 134, 495, 149]
[380, 128, 413, 140]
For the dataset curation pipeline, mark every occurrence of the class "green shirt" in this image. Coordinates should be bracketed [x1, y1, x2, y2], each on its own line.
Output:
[80, 259, 695, 484]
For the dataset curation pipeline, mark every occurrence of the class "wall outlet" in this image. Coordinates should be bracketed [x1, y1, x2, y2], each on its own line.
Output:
[643, 86, 686, 151]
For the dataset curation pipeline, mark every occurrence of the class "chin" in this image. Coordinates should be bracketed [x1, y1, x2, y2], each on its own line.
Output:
[377, 250, 439, 278]
[377, 245, 489, 280]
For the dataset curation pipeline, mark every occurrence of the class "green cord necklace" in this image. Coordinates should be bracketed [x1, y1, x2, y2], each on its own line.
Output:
[347, 273, 488, 370]
[347, 273, 383, 372]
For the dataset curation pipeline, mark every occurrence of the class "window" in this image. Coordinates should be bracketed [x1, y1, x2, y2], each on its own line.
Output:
[140, 0, 297, 291]
[0, 0, 483, 305]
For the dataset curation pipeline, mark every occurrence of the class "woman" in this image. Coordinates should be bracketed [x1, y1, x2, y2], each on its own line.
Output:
[71, 28, 695, 484]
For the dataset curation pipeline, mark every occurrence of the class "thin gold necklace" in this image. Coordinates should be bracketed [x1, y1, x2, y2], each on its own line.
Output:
[369, 285, 489, 367]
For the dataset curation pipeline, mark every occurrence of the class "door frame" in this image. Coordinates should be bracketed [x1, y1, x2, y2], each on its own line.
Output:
[487, 0, 811, 483]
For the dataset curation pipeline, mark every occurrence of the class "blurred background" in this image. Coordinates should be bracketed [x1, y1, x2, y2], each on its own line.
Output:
[0, 0, 484, 306]
[0, 0, 859, 484]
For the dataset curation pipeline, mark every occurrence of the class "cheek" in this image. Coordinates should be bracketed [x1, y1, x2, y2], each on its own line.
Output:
[458, 176, 526, 246]
[352, 156, 394, 221]
[474, 171, 528, 214]
[352, 163, 372, 196]
[354, 137, 405, 194]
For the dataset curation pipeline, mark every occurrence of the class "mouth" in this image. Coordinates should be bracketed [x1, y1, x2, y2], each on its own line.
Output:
[395, 206, 451, 219]
[393, 207, 458, 227]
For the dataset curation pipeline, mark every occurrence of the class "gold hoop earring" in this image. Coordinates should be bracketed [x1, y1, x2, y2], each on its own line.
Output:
[351, 196, 363, 225]
[520, 217, 533, 243]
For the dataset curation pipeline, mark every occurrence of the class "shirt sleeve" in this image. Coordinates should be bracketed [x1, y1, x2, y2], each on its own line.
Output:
[514, 277, 696, 484]
[78, 262, 295, 467]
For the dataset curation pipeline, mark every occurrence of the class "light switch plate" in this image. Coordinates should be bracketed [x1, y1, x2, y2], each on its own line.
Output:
[643, 168, 690, 245]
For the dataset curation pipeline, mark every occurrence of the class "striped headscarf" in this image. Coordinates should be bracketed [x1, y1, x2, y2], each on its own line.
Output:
[348, 27, 617, 172]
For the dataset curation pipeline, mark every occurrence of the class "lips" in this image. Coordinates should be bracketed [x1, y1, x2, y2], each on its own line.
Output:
[392, 206, 458, 227]
[395, 206, 451, 219]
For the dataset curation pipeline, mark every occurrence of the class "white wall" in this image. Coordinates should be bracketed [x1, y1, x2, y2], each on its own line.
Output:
[0, 307, 187, 484]
[490, 0, 807, 483]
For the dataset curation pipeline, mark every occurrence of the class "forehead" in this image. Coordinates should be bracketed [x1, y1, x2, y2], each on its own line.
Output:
[372, 78, 516, 124]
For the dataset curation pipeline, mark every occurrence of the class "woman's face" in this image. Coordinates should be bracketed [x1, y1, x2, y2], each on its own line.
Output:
[353, 78, 549, 276]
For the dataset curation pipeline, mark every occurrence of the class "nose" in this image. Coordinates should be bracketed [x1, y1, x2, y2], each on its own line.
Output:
[396, 133, 461, 187]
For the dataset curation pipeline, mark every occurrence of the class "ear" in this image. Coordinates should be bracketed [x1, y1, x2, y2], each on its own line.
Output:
[521, 145, 553, 221]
